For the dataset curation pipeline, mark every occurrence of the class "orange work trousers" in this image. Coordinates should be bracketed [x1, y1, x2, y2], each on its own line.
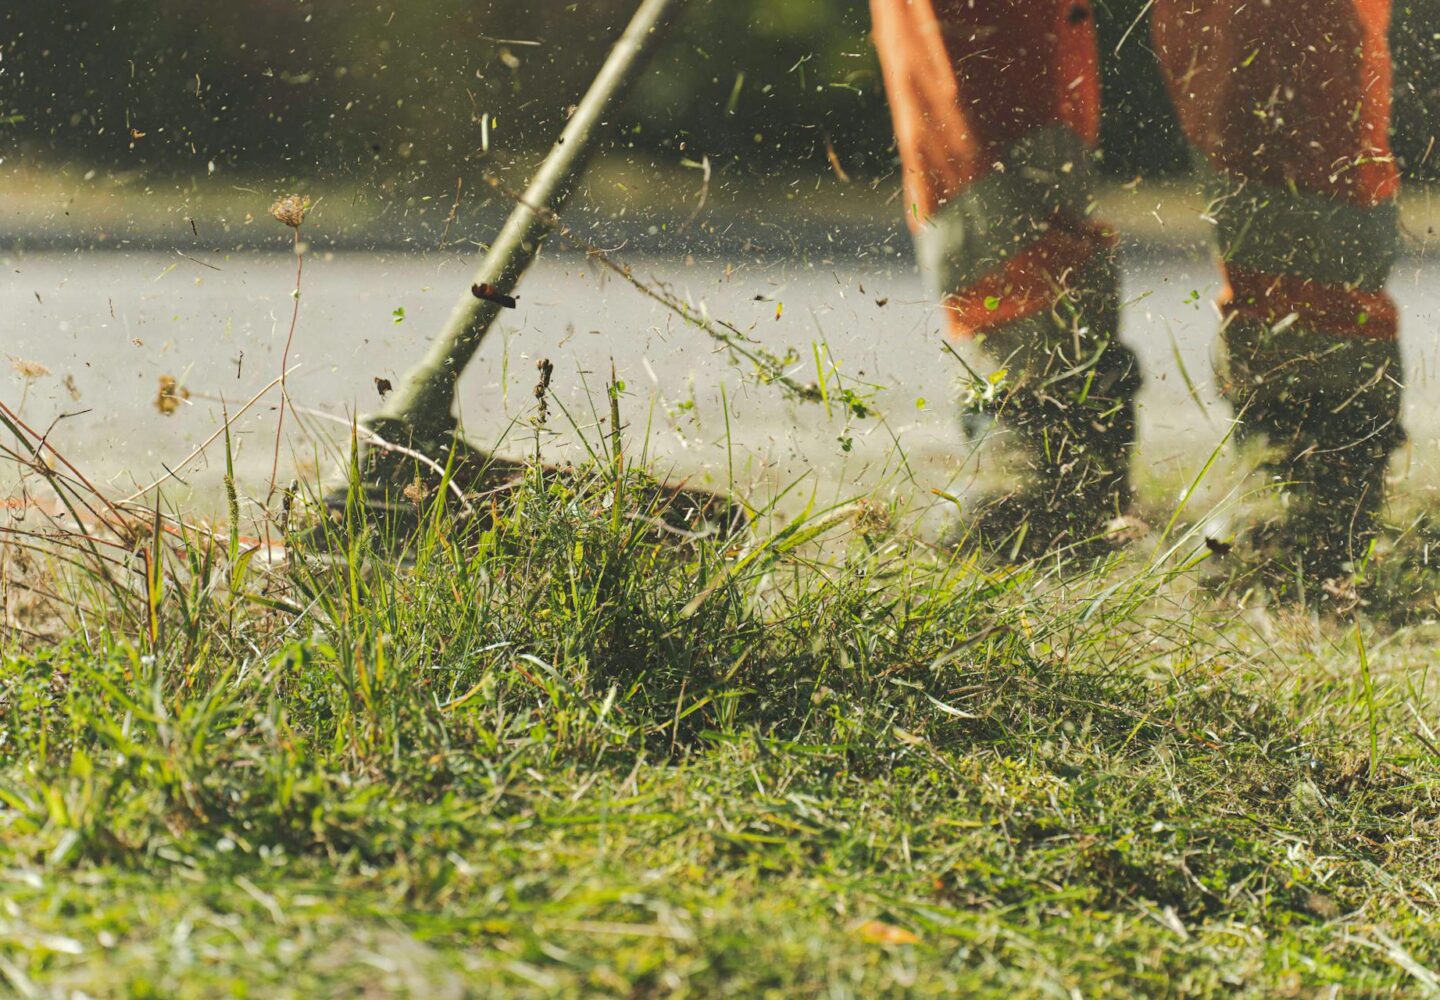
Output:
[871, 0, 1400, 343]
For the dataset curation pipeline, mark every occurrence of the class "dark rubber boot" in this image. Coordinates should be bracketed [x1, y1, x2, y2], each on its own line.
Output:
[1220, 320, 1404, 592]
[950, 258, 1142, 561]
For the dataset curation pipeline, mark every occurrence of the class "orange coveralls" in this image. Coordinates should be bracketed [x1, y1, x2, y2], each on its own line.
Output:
[870, 0, 1399, 347]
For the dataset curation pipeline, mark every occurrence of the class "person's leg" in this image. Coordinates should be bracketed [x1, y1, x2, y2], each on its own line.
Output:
[871, 0, 1141, 557]
[1153, 0, 1402, 584]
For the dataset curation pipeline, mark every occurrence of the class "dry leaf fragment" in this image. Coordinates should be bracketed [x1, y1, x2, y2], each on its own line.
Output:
[824, 134, 851, 183]
[854, 920, 920, 946]
[155, 375, 190, 416]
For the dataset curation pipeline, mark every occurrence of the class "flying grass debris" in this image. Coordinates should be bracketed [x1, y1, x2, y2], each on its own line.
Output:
[486, 181, 862, 414]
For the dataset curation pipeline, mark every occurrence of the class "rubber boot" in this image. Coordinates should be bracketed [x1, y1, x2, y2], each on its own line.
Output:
[953, 257, 1142, 561]
[1220, 319, 1404, 591]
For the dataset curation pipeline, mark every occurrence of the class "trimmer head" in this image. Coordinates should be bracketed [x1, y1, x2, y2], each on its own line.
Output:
[289, 424, 747, 566]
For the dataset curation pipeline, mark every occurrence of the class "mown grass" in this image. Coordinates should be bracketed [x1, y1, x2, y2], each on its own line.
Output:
[3, 410, 1440, 997]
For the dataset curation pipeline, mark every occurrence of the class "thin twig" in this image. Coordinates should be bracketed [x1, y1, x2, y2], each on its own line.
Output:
[483, 177, 825, 407]
[0, 401, 128, 525]
[267, 226, 305, 511]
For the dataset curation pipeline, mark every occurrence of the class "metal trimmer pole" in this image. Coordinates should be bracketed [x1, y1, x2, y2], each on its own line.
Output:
[373, 0, 687, 444]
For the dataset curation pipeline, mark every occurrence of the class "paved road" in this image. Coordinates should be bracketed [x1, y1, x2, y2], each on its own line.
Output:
[4, 246, 1439, 525]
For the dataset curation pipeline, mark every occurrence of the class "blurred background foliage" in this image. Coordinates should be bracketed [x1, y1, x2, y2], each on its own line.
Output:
[3, 0, 1438, 187]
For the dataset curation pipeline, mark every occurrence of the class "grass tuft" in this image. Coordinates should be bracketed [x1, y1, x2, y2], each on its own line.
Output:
[2, 403, 1440, 997]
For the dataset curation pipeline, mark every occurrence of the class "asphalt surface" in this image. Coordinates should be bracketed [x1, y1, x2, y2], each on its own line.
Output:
[5, 245, 1440, 526]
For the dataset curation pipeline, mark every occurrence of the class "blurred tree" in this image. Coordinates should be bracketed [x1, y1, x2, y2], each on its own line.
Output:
[1, 0, 1434, 186]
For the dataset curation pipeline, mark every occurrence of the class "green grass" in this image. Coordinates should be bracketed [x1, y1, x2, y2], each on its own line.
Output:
[3, 410, 1440, 997]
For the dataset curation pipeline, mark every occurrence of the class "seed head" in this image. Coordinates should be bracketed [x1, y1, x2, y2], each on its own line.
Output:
[270, 194, 308, 229]
[533, 357, 555, 427]
[9, 357, 50, 380]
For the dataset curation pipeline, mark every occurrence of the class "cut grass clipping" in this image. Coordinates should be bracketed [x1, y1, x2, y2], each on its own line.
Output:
[2, 398, 1440, 997]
